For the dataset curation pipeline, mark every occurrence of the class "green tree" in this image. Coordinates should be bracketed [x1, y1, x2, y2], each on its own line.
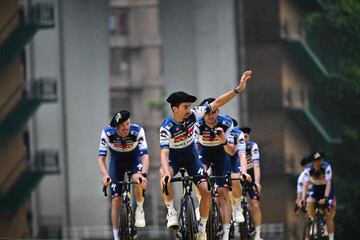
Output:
[306, 0, 360, 238]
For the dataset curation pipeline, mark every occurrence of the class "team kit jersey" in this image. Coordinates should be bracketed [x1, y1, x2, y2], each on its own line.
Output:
[159, 104, 211, 182]
[196, 115, 234, 186]
[303, 161, 336, 207]
[99, 124, 148, 196]
[228, 127, 246, 174]
[297, 170, 307, 194]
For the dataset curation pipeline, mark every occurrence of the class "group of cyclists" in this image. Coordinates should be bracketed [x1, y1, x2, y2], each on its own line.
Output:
[97, 68, 336, 240]
[98, 70, 265, 240]
[295, 152, 337, 240]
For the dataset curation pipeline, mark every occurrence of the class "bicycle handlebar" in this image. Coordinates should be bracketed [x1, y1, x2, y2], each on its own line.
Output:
[102, 178, 142, 197]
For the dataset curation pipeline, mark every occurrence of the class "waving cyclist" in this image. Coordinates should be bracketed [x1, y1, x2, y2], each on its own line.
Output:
[195, 97, 240, 240]
[98, 111, 149, 240]
[301, 152, 336, 240]
[159, 70, 252, 240]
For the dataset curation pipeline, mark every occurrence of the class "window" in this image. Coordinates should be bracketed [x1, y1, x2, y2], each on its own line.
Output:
[109, 9, 129, 35]
[110, 49, 130, 76]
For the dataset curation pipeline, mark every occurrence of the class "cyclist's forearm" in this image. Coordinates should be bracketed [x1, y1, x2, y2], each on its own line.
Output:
[141, 154, 150, 174]
[160, 149, 171, 174]
[223, 143, 235, 156]
[325, 180, 331, 197]
[210, 90, 238, 111]
[98, 156, 109, 177]
[239, 152, 247, 174]
[254, 163, 261, 184]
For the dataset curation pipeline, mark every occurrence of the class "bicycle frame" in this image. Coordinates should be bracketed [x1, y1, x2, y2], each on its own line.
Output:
[303, 202, 328, 240]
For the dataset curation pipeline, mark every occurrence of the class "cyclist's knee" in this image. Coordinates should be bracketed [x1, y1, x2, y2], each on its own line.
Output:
[198, 182, 210, 197]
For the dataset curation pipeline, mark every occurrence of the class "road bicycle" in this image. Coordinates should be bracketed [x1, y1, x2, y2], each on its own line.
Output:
[163, 168, 203, 240]
[103, 171, 142, 240]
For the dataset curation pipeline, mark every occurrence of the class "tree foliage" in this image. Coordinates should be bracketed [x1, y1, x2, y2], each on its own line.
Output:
[305, 0, 360, 238]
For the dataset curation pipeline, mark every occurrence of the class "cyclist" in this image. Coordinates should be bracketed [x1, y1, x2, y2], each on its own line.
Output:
[227, 118, 250, 224]
[240, 127, 263, 240]
[295, 156, 309, 214]
[195, 98, 242, 240]
[301, 152, 336, 240]
[98, 111, 149, 240]
[159, 70, 252, 240]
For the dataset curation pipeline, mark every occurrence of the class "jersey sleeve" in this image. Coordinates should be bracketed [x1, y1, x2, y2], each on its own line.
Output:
[160, 126, 171, 149]
[236, 132, 246, 153]
[224, 121, 234, 139]
[252, 142, 260, 163]
[303, 168, 310, 183]
[325, 165, 332, 181]
[98, 130, 109, 157]
[191, 103, 211, 120]
[137, 127, 148, 156]
[297, 171, 305, 194]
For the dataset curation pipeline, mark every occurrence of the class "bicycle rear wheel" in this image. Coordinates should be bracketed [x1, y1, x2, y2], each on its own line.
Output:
[239, 205, 251, 240]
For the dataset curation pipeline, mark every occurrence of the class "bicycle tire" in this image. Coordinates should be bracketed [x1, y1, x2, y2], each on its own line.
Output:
[180, 196, 197, 239]
[239, 205, 252, 240]
[120, 204, 136, 240]
[207, 198, 220, 240]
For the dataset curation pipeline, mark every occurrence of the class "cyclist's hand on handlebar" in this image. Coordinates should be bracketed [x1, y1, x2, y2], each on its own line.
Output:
[138, 175, 148, 188]
[102, 176, 111, 187]
[162, 172, 172, 186]
[319, 198, 326, 205]
[241, 172, 252, 182]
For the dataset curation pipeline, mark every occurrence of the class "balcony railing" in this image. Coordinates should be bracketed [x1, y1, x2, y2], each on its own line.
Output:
[0, 150, 59, 215]
[0, 3, 55, 67]
[0, 78, 57, 142]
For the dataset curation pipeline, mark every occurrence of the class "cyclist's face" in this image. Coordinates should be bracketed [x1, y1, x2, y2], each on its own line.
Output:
[204, 109, 219, 126]
[173, 102, 192, 120]
[117, 119, 131, 137]
[313, 158, 322, 169]
[244, 133, 250, 142]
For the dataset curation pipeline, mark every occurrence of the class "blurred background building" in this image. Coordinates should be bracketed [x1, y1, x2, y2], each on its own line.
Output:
[0, 0, 341, 239]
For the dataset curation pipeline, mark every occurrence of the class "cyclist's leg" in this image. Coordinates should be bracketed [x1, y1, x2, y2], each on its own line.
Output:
[187, 155, 210, 236]
[248, 181, 262, 239]
[159, 160, 178, 228]
[131, 158, 146, 227]
[109, 159, 126, 240]
[325, 194, 336, 240]
[230, 156, 245, 223]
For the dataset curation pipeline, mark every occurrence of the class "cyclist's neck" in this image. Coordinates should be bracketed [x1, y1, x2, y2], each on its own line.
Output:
[205, 119, 218, 129]
[172, 115, 185, 124]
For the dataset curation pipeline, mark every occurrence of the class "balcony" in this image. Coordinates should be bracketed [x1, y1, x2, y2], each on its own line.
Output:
[0, 3, 55, 67]
[282, 20, 340, 80]
[0, 150, 60, 215]
[0, 78, 57, 142]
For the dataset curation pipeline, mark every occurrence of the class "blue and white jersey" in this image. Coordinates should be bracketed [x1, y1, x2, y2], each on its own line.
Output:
[245, 141, 260, 170]
[297, 170, 306, 194]
[229, 127, 246, 154]
[196, 115, 233, 157]
[159, 104, 211, 156]
[99, 124, 148, 160]
[303, 161, 332, 186]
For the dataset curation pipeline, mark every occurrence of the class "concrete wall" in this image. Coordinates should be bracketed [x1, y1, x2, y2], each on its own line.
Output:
[30, 0, 109, 230]
[160, 0, 239, 119]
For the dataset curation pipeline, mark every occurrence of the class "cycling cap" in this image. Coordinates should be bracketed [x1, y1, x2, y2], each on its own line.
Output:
[166, 91, 197, 104]
[110, 110, 130, 127]
[308, 151, 325, 161]
[200, 97, 215, 106]
[240, 127, 251, 134]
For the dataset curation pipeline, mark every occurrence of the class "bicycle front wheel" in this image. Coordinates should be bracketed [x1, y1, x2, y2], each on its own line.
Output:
[207, 198, 220, 240]
[120, 204, 136, 240]
[181, 197, 197, 239]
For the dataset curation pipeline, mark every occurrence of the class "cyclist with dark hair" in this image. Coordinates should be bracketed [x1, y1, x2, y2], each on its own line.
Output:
[98, 111, 149, 240]
[240, 127, 263, 240]
[301, 152, 336, 240]
[159, 70, 252, 240]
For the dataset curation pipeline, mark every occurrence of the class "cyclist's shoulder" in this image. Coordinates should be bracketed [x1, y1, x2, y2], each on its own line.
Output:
[130, 123, 143, 132]
[217, 115, 233, 128]
[231, 127, 241, 135]
[160, 116, 174, 130]
[103, 126, 117, 136]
